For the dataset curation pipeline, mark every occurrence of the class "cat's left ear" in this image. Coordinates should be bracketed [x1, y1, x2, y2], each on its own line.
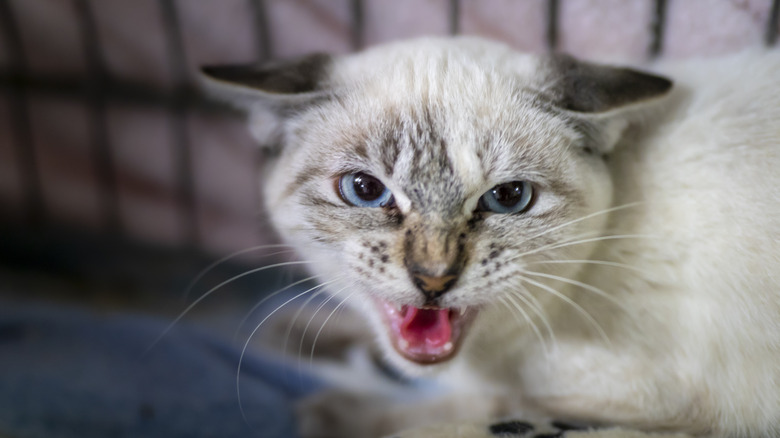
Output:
[545, 54, 673, 153]
[199, 53, 333, 147]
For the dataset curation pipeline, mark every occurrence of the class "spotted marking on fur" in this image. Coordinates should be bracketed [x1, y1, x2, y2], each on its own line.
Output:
[488, 420, 534, 435]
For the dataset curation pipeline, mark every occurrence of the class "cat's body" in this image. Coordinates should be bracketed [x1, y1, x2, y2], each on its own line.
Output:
[203, 38, 780, 437]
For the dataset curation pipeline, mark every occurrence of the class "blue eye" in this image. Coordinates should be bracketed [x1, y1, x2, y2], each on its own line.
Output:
[477, 181, 534, 214]
[338, 172, 395, 208]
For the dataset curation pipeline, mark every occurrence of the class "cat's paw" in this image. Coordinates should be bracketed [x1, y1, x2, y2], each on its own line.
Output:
[387, 420, 696, 438]
[386, 419, 577, 438]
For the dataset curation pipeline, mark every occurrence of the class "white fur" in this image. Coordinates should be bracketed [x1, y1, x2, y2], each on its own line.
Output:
[217, 38, 780, 437]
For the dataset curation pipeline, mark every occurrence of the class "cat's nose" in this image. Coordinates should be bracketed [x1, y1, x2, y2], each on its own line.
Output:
[411, 271, 458, 301]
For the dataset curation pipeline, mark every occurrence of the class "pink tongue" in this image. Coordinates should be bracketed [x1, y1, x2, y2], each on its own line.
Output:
[399, 307, 452, 348]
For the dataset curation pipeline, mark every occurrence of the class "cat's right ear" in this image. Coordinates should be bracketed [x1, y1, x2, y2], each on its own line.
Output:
[200, 53, 333, 147]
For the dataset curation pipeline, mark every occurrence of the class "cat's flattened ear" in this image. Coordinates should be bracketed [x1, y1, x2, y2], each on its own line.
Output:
[200, 53, 333, 110]
[200, 53, 332, 148]
[547, 54, 672, 114]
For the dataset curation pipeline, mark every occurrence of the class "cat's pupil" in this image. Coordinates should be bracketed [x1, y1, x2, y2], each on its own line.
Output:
[491, 182, 525, 207]
[353, 173, 385, 201]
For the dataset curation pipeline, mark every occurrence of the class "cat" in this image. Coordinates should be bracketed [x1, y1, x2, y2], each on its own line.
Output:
[201, 37, 780, 437]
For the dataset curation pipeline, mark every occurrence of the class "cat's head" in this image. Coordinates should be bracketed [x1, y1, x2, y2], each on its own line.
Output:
[202, 37, 671, 373]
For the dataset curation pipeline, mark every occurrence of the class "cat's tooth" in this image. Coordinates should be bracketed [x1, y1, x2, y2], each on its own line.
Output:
[458, 307, 466, 317]
[443, 342, 453, 352]
[399, 339, 409, 350]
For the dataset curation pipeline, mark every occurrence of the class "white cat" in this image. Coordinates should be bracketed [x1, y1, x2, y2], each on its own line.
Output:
[202, 37, 780, 437]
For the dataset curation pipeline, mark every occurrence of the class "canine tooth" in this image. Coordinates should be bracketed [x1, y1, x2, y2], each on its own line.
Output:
[443, 342, 453, 352]
[459, 307, 466, 316]
[399, 339, 410, 350]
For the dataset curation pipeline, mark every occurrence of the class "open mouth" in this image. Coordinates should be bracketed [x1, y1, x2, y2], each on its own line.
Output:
[377, 299, 477, 364]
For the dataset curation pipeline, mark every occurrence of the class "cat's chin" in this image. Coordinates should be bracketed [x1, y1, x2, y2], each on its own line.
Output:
[375, 298, 478, 365]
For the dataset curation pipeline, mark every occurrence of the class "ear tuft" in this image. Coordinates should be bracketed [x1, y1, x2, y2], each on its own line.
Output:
[547, 54, 673, 114]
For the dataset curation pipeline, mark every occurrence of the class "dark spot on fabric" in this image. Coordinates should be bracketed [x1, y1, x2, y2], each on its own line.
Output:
[489, 420, 535, 435]
[368, 259, 375, 267]
[0, 324, 25, 343]
[551, 421, 584, 431]
[481, 259, 488, 266]
[379, 267, 385, 274]
[381, 255, 389, 263]
[138, 403, 155, 420]
[370, 246, 379, 253]
[358, 253, 364, 260]
[489, 250, 500, 259]
[378, 241, 387, 249]
[532, 434, 563, 438]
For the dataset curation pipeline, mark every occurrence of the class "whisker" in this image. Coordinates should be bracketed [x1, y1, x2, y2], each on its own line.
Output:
[507, 229, 604, 262]
[543, 233, 657, 253]
[517, 273, 611, 346]
[294, 282, 352, 363]
[507, 286, 557, 350]
[236, 279, 337, 426]
[524, 259, 648, 275]
[182, 244, 297, 302]
[499, 295, 549, 358]
[232, 274, 319, 343]
[144, 260, 314, 356]
[521, 270, 629, 313]
[309, 287, 358, 370]
[510, 233, 657, 262]
[522, 202, 644, 245]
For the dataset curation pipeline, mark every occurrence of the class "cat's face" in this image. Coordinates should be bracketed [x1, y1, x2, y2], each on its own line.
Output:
[202, 37, 671, 372]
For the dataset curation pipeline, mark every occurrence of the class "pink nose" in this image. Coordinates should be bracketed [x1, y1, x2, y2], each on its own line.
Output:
[412, 273, 458, 300]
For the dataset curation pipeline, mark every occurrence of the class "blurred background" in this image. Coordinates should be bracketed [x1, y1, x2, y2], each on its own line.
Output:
[0, 1, 777, 437]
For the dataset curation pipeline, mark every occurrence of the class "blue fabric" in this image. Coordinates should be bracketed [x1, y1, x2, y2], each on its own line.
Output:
[0, 304, 324, 438]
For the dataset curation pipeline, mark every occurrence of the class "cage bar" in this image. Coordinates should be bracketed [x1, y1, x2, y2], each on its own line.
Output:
[74, 0, 121, 232]
[0, 0, 44, 225]
[546, 0, 559, 52]
[649, 0, 667, 58]
[449, 0, 460, 36]
[768, 0, 779, 46]
[159, 0, 199, 247]
[247, 0, 272, 61]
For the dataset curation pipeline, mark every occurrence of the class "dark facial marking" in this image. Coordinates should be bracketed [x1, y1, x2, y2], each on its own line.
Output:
[489, 420, 535, 435]
[550, 421, 585, 431]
